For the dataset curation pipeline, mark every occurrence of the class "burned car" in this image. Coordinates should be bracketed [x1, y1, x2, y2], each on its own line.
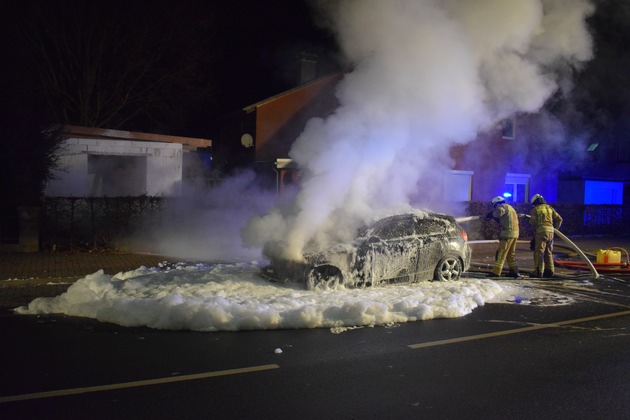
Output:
[261, 212, 471, 291]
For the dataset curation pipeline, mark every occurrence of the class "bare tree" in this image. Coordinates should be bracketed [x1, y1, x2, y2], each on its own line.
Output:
[10, 0, 216, 134]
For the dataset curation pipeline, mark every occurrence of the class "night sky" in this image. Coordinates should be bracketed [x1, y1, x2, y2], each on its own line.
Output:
[209, 1, 339, 112]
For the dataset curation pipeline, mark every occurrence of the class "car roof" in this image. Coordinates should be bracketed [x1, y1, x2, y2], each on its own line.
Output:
[372, 212, 453, 225]
[358, 212, 456, 237]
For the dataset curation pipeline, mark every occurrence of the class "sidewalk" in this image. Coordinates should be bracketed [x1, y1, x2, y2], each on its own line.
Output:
[0, 252, 170, 310]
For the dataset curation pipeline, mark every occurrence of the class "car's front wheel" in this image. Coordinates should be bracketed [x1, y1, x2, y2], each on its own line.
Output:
[434, 256, 463, 281]
[306, 265, 342, 291]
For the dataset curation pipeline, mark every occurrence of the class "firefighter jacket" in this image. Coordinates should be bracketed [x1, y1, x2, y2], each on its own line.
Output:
[529, 203, 563, 234]
[492, 203, 519, 239]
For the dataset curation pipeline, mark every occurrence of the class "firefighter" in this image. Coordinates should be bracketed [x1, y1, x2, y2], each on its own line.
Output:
[486, 196, 520, 278]
[529, 193, 563, 278]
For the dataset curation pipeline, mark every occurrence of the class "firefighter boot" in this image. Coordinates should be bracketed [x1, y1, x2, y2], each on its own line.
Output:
[543, 269, 554, 278]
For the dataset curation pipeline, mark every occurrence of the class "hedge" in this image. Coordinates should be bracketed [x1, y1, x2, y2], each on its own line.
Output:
[40, 196, 163, 251]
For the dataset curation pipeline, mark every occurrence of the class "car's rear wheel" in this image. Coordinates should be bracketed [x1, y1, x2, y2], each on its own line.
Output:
[306, 265, 342, 291]
[434, 256, 463, 281]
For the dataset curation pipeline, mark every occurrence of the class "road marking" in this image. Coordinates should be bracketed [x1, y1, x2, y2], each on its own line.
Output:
[408, 309, 630, 349]
[0, 364, 280, 403]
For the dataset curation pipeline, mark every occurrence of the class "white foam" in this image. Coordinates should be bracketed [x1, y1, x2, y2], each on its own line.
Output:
[15, 262, 570, 332]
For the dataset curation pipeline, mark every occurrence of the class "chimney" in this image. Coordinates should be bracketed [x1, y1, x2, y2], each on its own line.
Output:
[298, 51, 318, 84]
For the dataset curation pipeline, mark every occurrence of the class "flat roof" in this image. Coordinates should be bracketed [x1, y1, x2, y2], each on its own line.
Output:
[62, 125, 212, 150]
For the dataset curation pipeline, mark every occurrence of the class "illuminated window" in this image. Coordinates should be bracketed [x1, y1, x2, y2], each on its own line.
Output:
[504, 173, 530, 203]
[584, 180, 623, 204]
[444, 170, 473, 201]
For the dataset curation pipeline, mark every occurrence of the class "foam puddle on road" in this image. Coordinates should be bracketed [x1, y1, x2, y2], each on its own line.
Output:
[14, 262, 574, 332]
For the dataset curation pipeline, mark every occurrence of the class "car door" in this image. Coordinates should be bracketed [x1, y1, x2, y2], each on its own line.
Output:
[413, 217, 448, 280]
[365, 216, 423, 284]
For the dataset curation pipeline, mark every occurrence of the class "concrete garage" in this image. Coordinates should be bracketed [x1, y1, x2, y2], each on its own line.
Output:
[45, 125, 211, 197]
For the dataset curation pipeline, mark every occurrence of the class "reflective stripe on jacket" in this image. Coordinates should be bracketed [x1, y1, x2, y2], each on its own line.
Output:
[492, 203, 519, 239]
[529, 203, 563, 234]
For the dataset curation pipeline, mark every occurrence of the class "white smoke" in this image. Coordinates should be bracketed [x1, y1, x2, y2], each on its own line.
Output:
[244, 0, 594, 260]
[131, 170, 278, 261]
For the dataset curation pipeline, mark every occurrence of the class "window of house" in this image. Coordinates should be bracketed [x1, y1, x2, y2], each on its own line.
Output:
[586, 142, 599, 152]
[584, 180, 623, 204]
[502, 118, 515, 140]
[443, 170, 473, 202]
[504, 173, 530, 203]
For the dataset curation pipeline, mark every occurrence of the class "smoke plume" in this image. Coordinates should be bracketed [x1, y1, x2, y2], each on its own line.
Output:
[244, 0, 594, 261]
[132, 170, 278, 261]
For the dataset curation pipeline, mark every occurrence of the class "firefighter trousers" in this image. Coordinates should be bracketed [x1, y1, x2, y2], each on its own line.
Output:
[492, 237, 518, 276]
[533, 231, 555, 276]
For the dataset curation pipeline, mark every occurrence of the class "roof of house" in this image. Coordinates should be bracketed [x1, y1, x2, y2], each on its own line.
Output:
[243, 73, 342, 113]
[243, 73, 342, 161]
[61, 125, 212, 151]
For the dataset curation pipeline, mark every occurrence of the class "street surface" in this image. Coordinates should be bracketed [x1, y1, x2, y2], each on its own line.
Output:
[1, 271, 629, 419]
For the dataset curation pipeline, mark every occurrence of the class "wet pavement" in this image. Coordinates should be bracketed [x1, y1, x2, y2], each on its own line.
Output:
[1, 235, 629, 310]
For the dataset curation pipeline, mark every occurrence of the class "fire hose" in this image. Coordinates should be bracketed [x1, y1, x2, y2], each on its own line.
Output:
[554, 246, 629, 273]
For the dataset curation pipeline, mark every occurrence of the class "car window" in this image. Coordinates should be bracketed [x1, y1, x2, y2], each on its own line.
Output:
[415, 218, 447, 236]
[361, 213, 453, 241]
[371, 217, 416, 239]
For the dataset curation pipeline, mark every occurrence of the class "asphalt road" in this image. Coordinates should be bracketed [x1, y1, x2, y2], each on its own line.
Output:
[1, 273, 629, 419]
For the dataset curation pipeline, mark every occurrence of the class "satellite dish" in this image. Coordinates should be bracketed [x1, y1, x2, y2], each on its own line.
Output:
[241, 133, 254, 148]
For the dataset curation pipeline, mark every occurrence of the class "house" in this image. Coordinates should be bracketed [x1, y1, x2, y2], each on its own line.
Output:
[45, 125, 212, 197]
[213, 74, 629, 207]
[557, 138, 630, 205]
[211, 73, 341, 191]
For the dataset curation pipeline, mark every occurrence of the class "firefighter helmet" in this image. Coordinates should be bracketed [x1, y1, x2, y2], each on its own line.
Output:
[491, 196, 505, 207]
[531, 194, 545, 205]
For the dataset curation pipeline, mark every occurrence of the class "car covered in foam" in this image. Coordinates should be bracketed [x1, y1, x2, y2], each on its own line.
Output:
[261, 212, 471, 291]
